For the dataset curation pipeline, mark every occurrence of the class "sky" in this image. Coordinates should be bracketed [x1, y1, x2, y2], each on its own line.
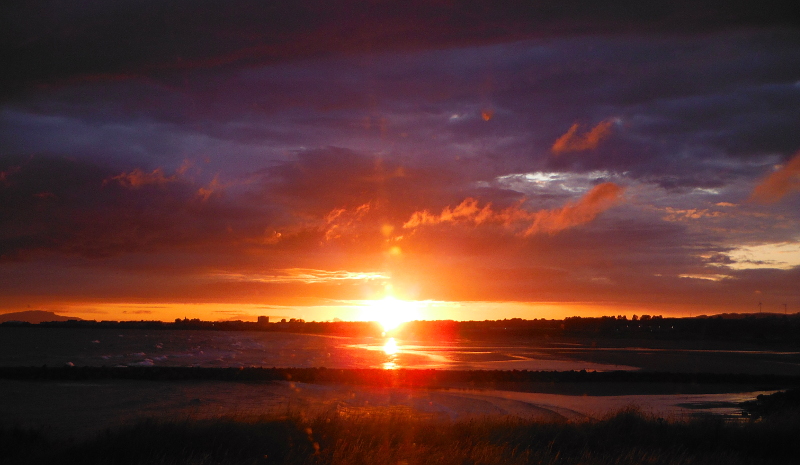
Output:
[2, 1, 800, 322]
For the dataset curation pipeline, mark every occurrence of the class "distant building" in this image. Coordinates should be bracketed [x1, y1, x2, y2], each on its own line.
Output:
[257, 316, 269, 324]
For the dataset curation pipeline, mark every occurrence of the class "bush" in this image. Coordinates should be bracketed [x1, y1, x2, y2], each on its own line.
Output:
[2, 407, 797, 465]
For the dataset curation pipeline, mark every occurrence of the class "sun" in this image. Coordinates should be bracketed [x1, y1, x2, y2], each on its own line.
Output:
[362, 296, 421, 332]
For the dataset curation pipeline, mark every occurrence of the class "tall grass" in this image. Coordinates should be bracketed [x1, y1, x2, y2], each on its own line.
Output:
[2, 407, 797, 465]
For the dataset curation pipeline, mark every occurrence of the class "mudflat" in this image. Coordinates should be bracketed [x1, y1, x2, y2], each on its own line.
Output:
[0, 378, 774, 439]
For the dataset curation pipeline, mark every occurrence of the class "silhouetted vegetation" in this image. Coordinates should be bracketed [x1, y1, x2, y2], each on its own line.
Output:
[741, 388, 800, 419]
[2, 406, 798, 464]
[422, 314, 800, 345]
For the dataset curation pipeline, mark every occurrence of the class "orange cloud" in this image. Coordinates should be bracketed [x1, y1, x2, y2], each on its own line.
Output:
[661, 207, 726, 222]
[403, 182, 625, 235]
[749, 152, 800, 204]
[197, 175, 222, 201]
[523, 182, 624, 235]
[404, 198, 493, 228]
[324, 203, 372, 241]
[210, 268, 389, 284]
[551, 119, 614, 154]
[106, 168, 176, 188]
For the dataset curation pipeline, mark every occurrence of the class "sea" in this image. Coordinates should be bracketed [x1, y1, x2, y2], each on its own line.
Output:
[2, 327, 799, 374]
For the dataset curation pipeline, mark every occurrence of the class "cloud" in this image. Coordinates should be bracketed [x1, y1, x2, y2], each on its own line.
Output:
[209, 268, 389, 284]
[106, 168, 177, 188]
[403, 182, 625, 235]
[524, 182, 625, 235]
[324, 203, 373, 241]
[2, 14, 799, 316]
[748, 152, 800, 203]
[5, 2, 794, 99]
[0, 156, 274, 260]
[723, 242, 800, 270]
[4, 31, 798, 198]
[403, 198, 495, 229]
[551, 119, 615, 154]
[197, 175, 223, 202]
[262, 147, 464, 218]
[1, 148, 477, 263]
[661, 207, 727, 222]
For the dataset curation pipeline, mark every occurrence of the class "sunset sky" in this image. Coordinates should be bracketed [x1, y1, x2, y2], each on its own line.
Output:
[2, 1, 799, 322]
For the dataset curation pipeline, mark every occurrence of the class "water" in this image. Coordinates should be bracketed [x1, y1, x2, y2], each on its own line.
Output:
[1, 328, 373, 369]
[2, 327, 634, 370]
[2, 327, 799, 374]
[1, 327, 794, 437]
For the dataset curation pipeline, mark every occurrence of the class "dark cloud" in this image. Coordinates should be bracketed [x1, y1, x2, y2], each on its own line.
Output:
[0, 155, 272, 259]
[261, 146, 483, 217]
[3, 1, 797, 99]
[4, 30, 799, 189]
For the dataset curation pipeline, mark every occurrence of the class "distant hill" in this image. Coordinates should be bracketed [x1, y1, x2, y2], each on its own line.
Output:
[699, 312, 798, 319]
[0, 310, 82, 324]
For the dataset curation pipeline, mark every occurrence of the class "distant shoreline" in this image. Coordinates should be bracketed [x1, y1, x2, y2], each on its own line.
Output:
[3, 313, 800, 346]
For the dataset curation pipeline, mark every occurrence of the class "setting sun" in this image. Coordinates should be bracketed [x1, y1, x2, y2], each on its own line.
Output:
[361, 296, 422, 331]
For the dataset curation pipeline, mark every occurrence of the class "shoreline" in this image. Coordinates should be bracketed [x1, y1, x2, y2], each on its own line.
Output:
[2, 366, 799, 389]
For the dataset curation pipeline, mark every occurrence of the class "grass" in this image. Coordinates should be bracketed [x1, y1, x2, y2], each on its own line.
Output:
[2, 406, 798, 465]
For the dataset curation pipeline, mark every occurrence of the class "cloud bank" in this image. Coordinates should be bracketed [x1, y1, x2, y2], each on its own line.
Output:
[404, 183, 625, 235]
[1, 3, 798, 319]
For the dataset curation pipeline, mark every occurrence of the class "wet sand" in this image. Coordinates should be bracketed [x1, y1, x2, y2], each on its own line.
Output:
[0, 379, 771, 439]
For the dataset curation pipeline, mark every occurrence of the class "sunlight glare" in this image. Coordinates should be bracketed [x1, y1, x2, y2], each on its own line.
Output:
[382, 337, 399, 370]
[383, 337, 398, 355]
[361, 296, 421, 331]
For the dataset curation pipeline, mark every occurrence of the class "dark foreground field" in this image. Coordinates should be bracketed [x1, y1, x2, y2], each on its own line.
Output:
[3, 401, 799, 465]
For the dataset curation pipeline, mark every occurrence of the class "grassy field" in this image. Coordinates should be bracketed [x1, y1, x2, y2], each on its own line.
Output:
[3, 402, 798, 465]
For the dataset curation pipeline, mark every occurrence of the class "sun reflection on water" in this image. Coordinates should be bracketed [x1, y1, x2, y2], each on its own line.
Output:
[383, 337, 398, 355]
[382, 337, 398, 369]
